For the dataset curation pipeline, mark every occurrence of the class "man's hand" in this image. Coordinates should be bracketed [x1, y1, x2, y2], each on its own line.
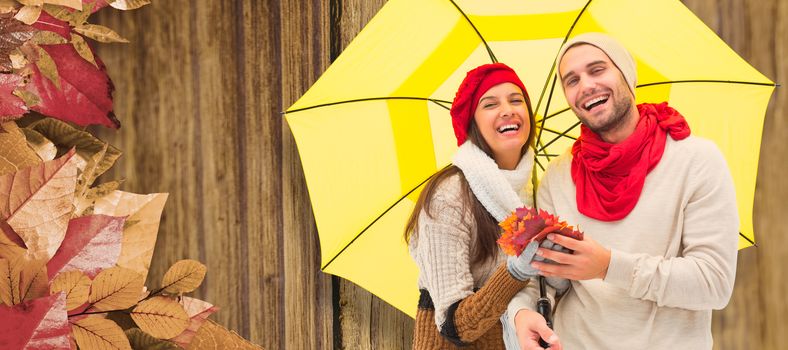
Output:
[532, 233, 611, 280]
[513, 309, 562, 350]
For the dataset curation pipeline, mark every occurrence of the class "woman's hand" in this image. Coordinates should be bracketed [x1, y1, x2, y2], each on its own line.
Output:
[513, 309, 562, 350]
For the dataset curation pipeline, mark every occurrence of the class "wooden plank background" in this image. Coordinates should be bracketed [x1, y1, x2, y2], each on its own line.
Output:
[90, 0, 786, 349]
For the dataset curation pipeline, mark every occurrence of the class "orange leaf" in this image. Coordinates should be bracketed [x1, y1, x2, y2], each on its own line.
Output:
[0, 258, 11, 306]
[93, 191, 168, 278]
[0, 149, 78, 260]
[87, 266, 144, 311]
[186, 319, 263, 350]
[50, 270, 91, 310]
[71, 316, 131, 350]
[130, 296, 189, 339]
[161, 260, 206, 294]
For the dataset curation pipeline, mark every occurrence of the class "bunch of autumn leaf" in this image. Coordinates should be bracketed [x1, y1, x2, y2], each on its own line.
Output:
[0, 1, 261, 349]
[0, 119, 233, 350]
[1, 0, 143, 129]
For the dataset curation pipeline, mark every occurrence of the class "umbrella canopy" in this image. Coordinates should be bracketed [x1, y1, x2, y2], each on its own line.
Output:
[285, 0, 775, 317]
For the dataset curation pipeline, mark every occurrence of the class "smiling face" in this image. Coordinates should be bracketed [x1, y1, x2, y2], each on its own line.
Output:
[559, 44, 638, 142]
[472, 82, 531, 169]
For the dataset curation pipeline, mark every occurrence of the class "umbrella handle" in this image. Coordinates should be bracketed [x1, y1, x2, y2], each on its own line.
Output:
[537, 277, 553, 348]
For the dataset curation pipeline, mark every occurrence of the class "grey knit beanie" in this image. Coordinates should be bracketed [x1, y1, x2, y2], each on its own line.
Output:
[556, 33, 637, 95]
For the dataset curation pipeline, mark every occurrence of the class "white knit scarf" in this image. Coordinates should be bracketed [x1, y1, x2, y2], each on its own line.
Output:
[452, 141, 535, 222]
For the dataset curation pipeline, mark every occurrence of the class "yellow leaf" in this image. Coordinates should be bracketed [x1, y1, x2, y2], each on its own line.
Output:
[42, 3, 73, 22]
[73, 24, 129, 43]
[71, 316, 132, 350]
[109, 0, 150, 10]
[32, 30, 68, 45]
[14, 5, 41, 26]
[34, 44, 59, 88]
[19, 128, 56, 161]
[0, 258, 11, 306]
[43, 0, 81, 10]
[70, 33, 97, 67]
[0, 149, 77, 260]
[18, 0, 43, 5]
[0, 121, 40, 176]
[9, 51, 28, 69]
[187, 319, 263, 350]
[88, 266, 144, 311]
[27, 118, 121, 189]
[94, 191, 168, 277]
[125, 328, 180, 350]
[13, 89, 39, 107]
[50, 270, 91, 310]
[161, 260, 206, 294]
[130, 296, 189, 339]
[19, 257, 47, 301]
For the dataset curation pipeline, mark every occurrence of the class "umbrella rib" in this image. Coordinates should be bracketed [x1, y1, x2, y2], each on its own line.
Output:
[537, 121, 581, 153]
[449, 0, 497, 62]
[532, 0, 593, 116]
[321, 164, 453, 271]
[284, 97, 453, 114]
[739, 232, 757, 247]
[638, 80, 777, 88]
[541, 127, 577, 140]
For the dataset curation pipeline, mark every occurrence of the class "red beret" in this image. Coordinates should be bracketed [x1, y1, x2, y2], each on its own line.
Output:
[450, 63, 529, 146]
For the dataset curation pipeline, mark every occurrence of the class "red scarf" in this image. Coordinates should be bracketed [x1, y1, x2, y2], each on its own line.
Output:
[571, 102, 691, 221]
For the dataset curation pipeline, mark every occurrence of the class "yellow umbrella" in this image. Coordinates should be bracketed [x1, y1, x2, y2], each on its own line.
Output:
[284, 0, 775, 317]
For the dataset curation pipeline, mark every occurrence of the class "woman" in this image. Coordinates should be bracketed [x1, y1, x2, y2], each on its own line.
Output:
[405, 63, 558, 349]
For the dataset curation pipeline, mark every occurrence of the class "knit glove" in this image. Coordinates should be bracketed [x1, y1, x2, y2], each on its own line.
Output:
[539, 239, 572, 293]
[506, 241, 541, 281]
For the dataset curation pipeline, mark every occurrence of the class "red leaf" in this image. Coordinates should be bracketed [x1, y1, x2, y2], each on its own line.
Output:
[47, 214, 126, 280]
[0, 292, 72, 349]
[25, 43, 119, 128]
[31, 12, 70, 40]
[0, 74, 26, 121]
[171, 297, 219, 348]
[86, 0, 111, 13]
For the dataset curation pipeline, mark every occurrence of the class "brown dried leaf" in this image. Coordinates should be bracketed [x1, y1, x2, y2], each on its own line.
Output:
[88, 266, 144, 311]
[187, 319, 263, 350]
[0, 149, 77, 260]
[71, 316, 132, 350]
[74, 179, 124, 216]
[70, 32, 96, 67]
[0, 1, 16, 13]
[20, 127, 56, 161]
[130, 296, 189, 339]
[73, 24, 129, 43]
[50, 270, 90, 310]
[44, 0, 81, 10]
[34, 44, 59, 88]
[125, 328, 180, 350]
[28, 118, 121, 189]
[94, 191, 168, 277]
[0, 13, 35, 71]
[31, 30, 68, 45]
[0, 223, 25, 260]
[109, 0, 150, 10]
[161, 260, 206, 294]
[0, 121, 40, 176]
[14, 5, 41, 25]
[0, 258, 11, 306]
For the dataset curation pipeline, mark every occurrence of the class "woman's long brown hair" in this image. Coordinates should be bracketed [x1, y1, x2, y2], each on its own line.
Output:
[404, 96, 535, 266]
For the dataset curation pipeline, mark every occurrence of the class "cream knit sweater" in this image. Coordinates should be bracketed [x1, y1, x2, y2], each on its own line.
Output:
[507, 136, 739, 350]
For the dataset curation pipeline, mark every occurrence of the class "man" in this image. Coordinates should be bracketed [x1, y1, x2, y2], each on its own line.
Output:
[506, 33, 739, 350]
